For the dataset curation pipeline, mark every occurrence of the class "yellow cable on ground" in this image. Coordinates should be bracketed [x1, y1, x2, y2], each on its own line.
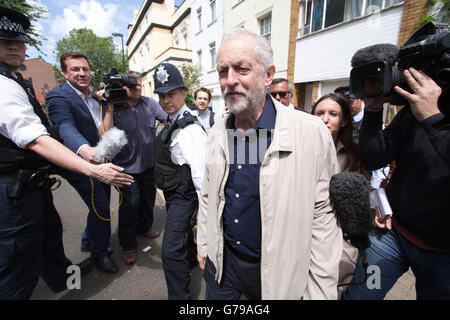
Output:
[88, 98, 123, 222]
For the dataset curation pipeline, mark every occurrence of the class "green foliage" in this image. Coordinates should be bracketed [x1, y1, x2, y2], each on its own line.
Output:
[55, 28, 127, 86]
[179, 63, 202, 107]
[0, 0, 48, 54]
[418, 0, 450, 26]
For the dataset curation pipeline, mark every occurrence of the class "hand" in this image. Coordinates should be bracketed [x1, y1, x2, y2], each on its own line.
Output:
[197, 254, 206, 270]
[222, 106, 230, 118]
[394, 68, 441, 121]
[78, 145, 98, 164]
[373, 214, 392, 230]
[90, 163, 134, 187]
[94, 89, 107, 101]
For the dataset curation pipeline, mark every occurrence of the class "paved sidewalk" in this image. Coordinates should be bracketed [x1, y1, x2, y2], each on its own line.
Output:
[31, 178, 415, 300]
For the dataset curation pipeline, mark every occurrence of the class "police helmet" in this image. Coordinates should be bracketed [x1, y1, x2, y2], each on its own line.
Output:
[153, 62, 187, 94]
[0, 5, 30, 43]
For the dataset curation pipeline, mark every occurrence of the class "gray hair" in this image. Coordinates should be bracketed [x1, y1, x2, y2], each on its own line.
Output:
[125, 70, 141, 78]
[270, 78, 293, 93]
[220, 28, 273, 70]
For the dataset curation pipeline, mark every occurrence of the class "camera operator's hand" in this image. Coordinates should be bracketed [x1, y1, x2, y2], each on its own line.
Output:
[94, 89, 107, 101]
[394, 67, 442, 122]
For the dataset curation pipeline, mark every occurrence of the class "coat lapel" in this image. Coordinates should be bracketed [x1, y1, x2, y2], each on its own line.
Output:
[62, 82, 95, 123]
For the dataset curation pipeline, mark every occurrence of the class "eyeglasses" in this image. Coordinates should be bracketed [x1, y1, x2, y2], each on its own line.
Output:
[270, 91, 290, 99]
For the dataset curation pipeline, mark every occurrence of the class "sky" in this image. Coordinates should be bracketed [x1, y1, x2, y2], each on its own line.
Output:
[26, 0, 147, 65]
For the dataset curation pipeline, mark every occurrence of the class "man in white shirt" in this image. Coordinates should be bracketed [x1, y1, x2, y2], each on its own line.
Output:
[269, 78, 295, 109]
[334, 86, 365, 142]
[0, 5, 132, 299]
[153, 62, 207, 299]
[191, 87, 218, 131]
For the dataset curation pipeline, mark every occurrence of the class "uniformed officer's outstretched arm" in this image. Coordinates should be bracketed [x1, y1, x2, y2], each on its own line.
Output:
[27, 135, 133, 187]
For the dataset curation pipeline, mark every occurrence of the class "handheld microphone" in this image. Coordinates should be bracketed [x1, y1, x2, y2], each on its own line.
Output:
[329, 172, 374, 288]
[94, 127, 128, 163]
[329, 172, 374, 250]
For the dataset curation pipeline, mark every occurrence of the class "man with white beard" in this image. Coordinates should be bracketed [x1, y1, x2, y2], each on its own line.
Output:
[196, 29, 342, 300]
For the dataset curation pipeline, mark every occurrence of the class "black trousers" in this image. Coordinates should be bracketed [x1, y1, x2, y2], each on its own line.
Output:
[0, 184, 71, 299]
[161, 190, 197, 300]
[203, 243, 261, 300]
[118, 168, 156, 251]
[67, 176, 112, 258]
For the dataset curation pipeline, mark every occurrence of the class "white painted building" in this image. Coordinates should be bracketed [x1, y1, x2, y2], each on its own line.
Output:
[295, 0, 404, 111]
[223, 0, 292, 79]
[190, 0, 224, 114]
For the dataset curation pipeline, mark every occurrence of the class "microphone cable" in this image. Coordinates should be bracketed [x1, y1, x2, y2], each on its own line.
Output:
[88, 100, 123, 222]
[337, 248, 369, 288]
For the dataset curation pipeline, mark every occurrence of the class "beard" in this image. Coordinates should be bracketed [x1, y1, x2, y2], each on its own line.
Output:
[223, 82, 266, 117]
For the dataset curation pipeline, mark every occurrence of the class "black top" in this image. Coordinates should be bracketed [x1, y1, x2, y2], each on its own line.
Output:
[359, 106, 450, 251]
[223, 95, 276, 258]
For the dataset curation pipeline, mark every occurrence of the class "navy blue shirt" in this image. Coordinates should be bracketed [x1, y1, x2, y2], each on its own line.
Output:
[223, 95, 276, 258]
[113, 96, 167, 174]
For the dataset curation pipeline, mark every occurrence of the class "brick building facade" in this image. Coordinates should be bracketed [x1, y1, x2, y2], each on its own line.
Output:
[21, 57, 60, 105]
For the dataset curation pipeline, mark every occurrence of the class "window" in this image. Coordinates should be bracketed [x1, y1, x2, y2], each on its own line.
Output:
[197, 49, 202, 71]
[209, 42, 216, 69]
[299, 0, 404, 37]
[197, 7, 202, 32]
[145, 40, 150, 54]
[325, 0, 345, 28]
[182, 29, 188, 49]
[259, 15, 272, 43]
[210, 0, 216, 22]
[345, 0, 364, 21]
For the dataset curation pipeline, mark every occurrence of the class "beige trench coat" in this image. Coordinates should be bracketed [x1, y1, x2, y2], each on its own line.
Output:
[197, 97, 343, 300]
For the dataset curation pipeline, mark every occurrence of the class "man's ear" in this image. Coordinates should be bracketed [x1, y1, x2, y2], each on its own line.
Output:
[264, 64, 276, 87]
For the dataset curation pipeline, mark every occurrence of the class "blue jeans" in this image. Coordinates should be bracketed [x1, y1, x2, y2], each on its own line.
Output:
[343, 227, 450, 300]
[68, 177, 111, 258]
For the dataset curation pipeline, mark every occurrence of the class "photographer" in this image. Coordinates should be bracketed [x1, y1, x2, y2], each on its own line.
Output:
[101, 70, 167, 265]
[343, 42, 450, 299]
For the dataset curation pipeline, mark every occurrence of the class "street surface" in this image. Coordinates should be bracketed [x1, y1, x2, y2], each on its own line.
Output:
[31, 178, 414, 300]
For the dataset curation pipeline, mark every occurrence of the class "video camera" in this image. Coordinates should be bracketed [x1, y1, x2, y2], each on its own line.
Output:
[350, 22, 449, 105]
[102, 67, 138, 104]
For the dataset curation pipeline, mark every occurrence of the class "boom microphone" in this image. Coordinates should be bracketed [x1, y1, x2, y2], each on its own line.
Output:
[351, 43, 399, 68]
[329, 172, 374, 250]
[95, 127, 128, 163]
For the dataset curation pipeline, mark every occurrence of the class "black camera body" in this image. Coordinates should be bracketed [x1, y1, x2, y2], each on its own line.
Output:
[102, 67, 138, 104]
[350, 22, 449, 105]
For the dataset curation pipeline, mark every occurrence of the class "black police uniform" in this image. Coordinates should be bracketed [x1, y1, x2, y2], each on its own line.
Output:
[153, 62, 204, 300]
[0, 6, 72, 299]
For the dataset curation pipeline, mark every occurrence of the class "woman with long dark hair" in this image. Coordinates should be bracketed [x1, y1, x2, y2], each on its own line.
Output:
[311, 92, 365, 297]
[311, 93, 364, 174]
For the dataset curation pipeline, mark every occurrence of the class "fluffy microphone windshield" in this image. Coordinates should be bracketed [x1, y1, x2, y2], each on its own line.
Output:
[329, 172, 374, 250]
[351, 43, 399, 67]
[95, 127, 128, 163]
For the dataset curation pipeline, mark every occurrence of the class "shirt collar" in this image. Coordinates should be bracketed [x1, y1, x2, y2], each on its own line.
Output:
[66, 81, 92, 98]
[169, 104, 191, 122]
[226, 94, 276, 130]
[353, 102, 365, 122]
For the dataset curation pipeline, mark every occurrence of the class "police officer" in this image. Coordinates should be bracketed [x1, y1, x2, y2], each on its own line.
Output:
[0, 5, 133, 299]
[153, 62, 207, 300]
